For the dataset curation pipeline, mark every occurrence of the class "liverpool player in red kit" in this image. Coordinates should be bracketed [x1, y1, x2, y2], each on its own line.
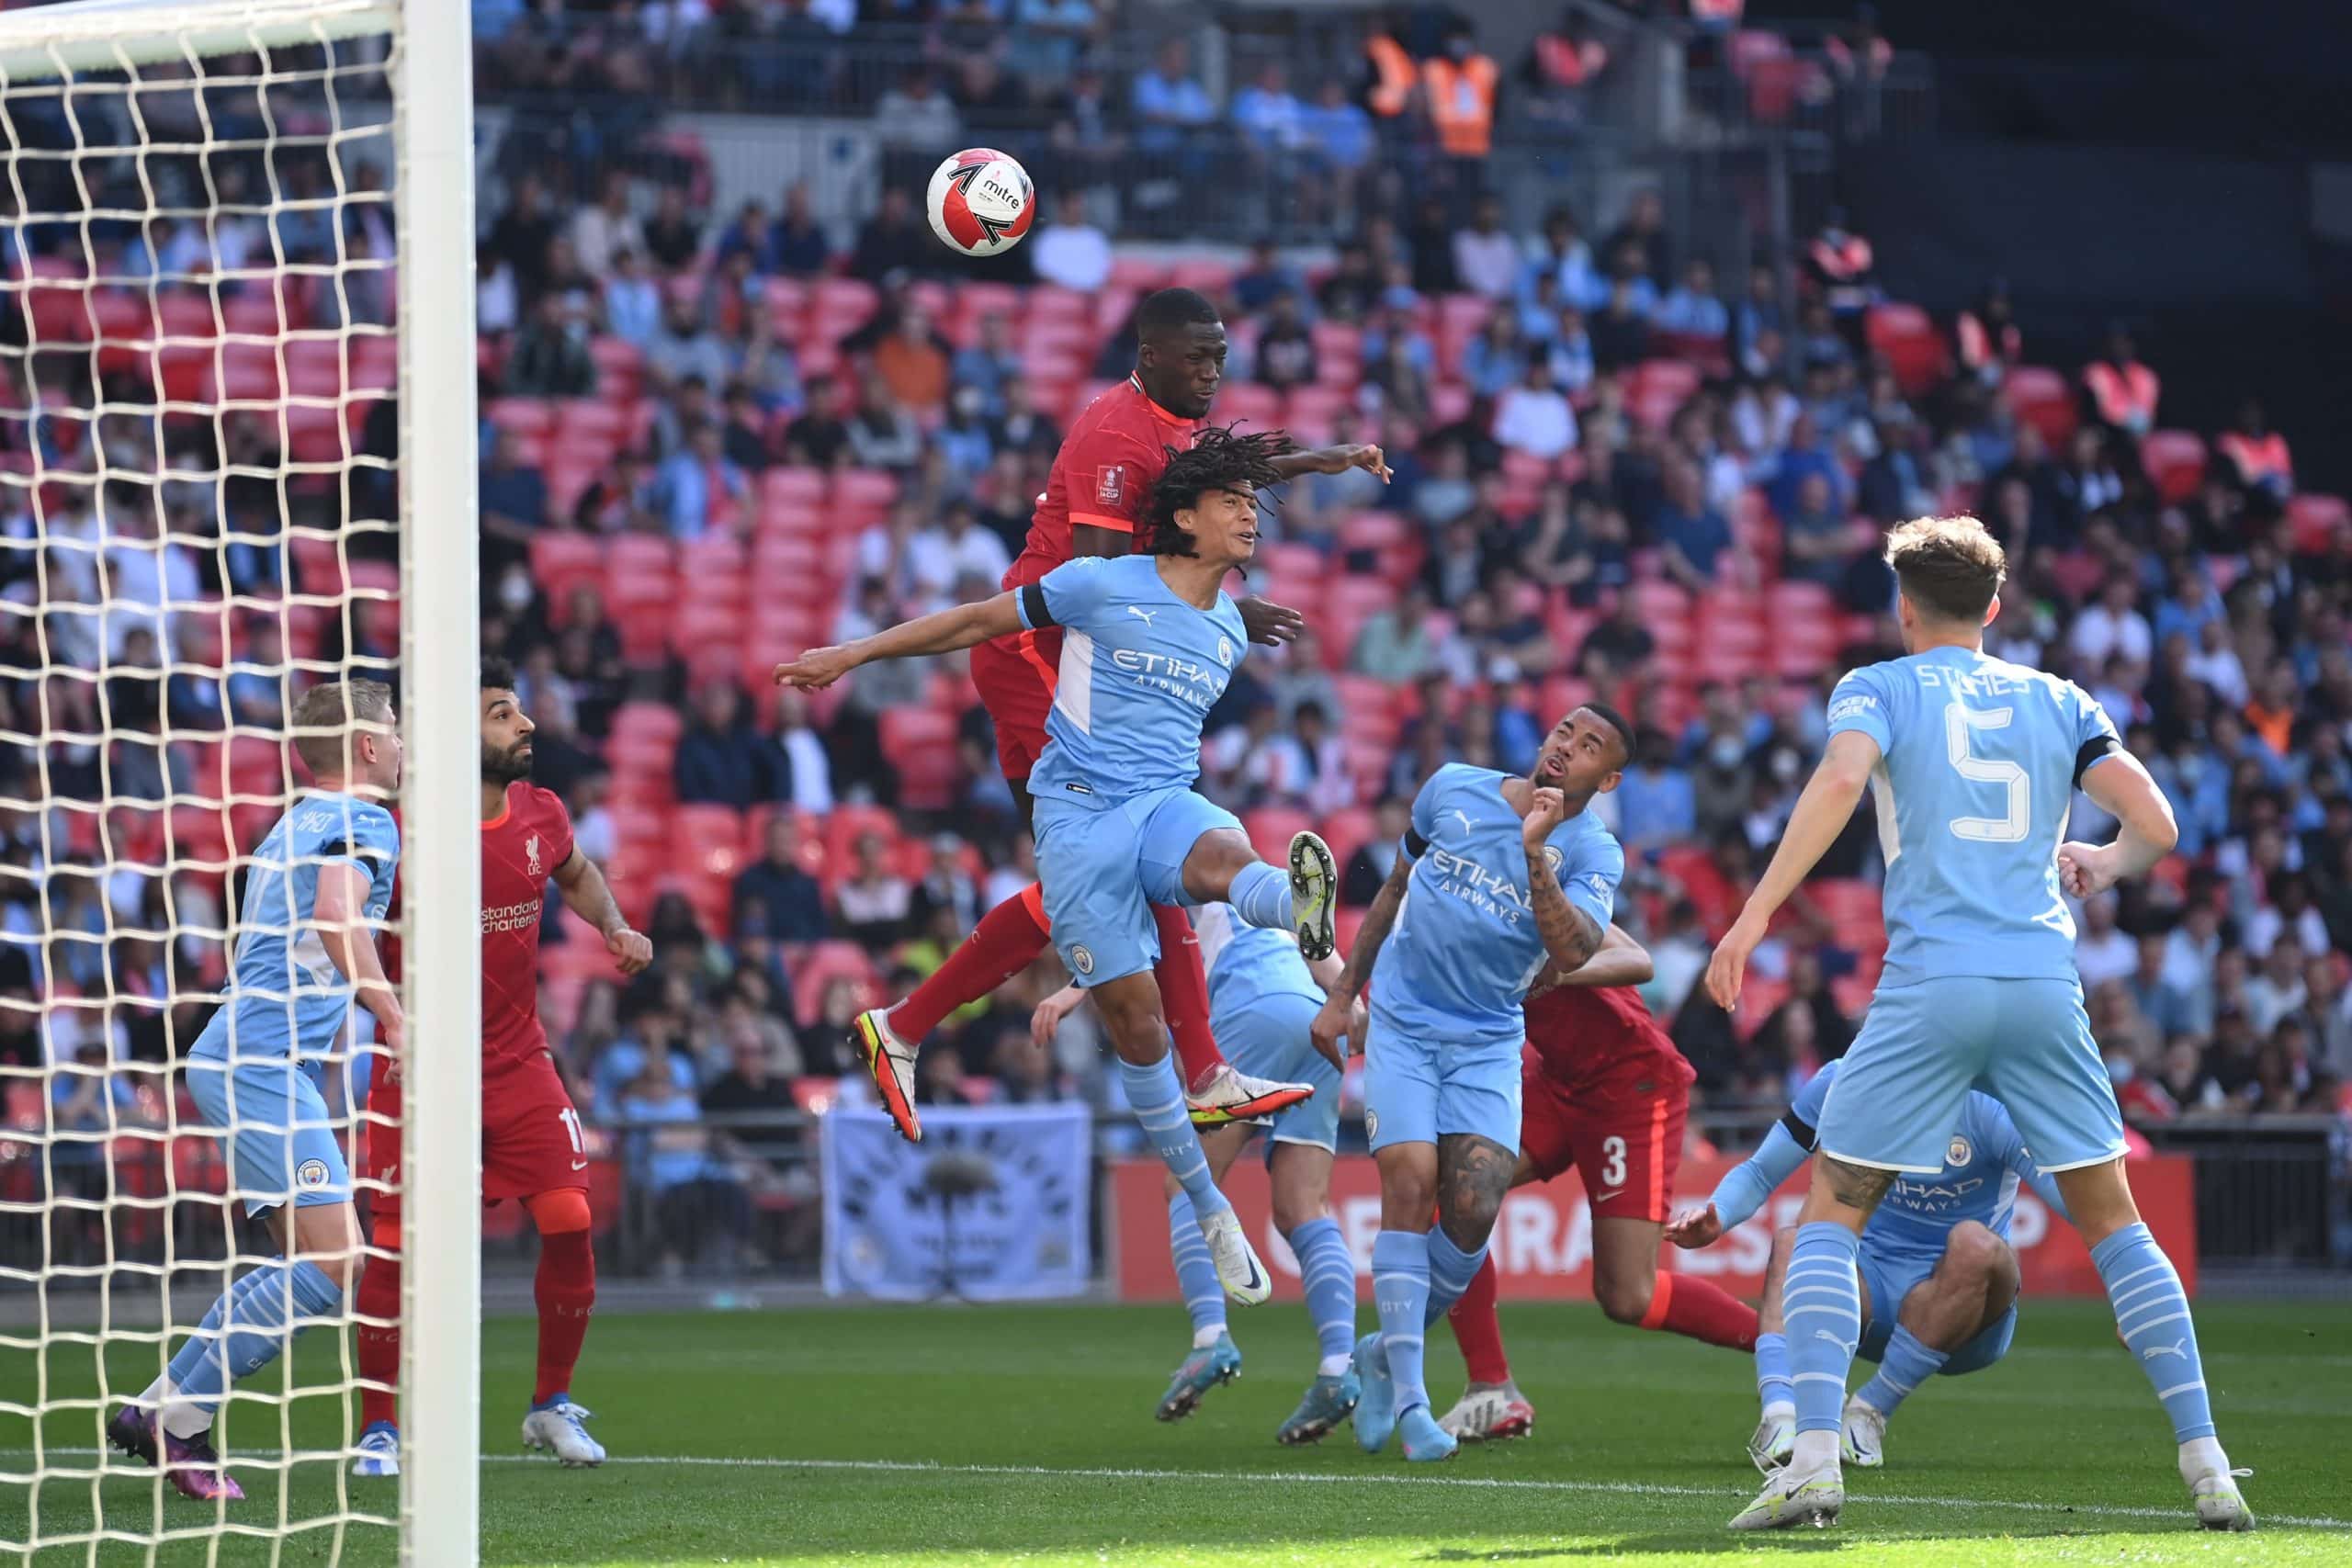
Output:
[844, 287, 1389, 1140]
[1436, 926, 1760, 1441]
[350, 660, 652, 1477]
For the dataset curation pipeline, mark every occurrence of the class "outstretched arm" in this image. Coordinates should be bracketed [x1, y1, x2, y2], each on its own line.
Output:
[1269, 443, 1392, 483]
[1705, 728, 1878, 1008]
[1310, 852, 1410, 1066]
[553, 848, 653, 975]
[775, 592, 1027, 689]
[1667, 1122, 1812, 1247]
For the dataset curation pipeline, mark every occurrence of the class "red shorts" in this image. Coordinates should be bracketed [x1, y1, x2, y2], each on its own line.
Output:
[1518, 1044, 1691, 1224]
[363, 1051, 586, 1224]
[970, 626, 1060, 781]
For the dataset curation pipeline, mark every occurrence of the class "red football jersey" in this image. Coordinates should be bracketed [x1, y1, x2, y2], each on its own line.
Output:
[480, 781, 573, 1076]
[1003, 374, 1203, 591]
[1524, 983, 1696, 1100]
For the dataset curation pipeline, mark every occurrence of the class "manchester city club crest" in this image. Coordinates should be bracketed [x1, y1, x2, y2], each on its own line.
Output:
[1216, 636, 1233, 667]
[1543, 844, 1565, 874]
[297, 1159, 331, 1190]
[1947, 1135, 1973, 1168]
[1363, 1106, 1379, 1141]
[1069, 944, 1095, 976]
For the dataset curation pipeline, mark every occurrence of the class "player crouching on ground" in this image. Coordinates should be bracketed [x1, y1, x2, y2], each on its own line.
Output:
[1035, 902, 1367, 1442]
[1667, 1059, 2064, 1472]
[778, 428, 1343, 1311]
[1437, 924, 1759, 1442]
[348, 660, 652, 1477]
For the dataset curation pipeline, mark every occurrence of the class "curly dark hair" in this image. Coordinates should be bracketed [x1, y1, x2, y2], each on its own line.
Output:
[482, 656, 517, 692]
[1144, 425, 1292, 558]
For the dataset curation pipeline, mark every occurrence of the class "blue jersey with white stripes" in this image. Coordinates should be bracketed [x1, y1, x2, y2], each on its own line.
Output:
[1379, 764, 1623, 1048]
[1193, 900, 1320, 1026]
[1713, 1061, 2066, 1258]
[193, 791, 400, 1063]
[1015, 554, 1248, 808]
[1827, 644, 2121, 985]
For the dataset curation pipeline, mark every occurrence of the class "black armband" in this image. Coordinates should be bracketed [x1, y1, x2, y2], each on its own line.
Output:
[1402, 827, 1430, 860]
[2073, 735, 2120, 788]
[1779, 1108, 1819, 1152]
[1019, 583, 1057, 630]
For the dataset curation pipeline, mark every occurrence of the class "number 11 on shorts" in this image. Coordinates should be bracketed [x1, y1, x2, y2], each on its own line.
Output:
[560, 1106, 586, 1171]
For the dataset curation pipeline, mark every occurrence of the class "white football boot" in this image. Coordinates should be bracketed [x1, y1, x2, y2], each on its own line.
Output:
[1196, 1207, 1272, 1304]
[1840, 1394, 1887, 1468]
[521, 1400, 607, 1468]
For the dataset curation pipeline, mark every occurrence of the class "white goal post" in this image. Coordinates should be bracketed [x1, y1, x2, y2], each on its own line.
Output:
[0, 0, 479, 1561]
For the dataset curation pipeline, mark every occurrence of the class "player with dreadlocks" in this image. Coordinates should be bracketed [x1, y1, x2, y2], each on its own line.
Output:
[843, 288, 1391, 1151]
[778, 425, 1345, 1314]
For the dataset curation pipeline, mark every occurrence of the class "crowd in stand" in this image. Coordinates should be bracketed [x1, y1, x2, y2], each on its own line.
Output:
[3, 8, 2348, 1277]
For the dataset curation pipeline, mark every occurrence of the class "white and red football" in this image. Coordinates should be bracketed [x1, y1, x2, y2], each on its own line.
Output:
[925, 148, 1035, 258]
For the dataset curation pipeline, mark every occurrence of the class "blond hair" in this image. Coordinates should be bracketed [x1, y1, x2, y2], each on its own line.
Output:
[1884, 514, 2007, 625]
[290, 678, 394, 777]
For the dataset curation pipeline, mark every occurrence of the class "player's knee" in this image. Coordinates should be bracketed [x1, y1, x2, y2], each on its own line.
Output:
[1271, 1190, 1326, 1236]
[1381, 1175, 1437, 1229]
[1595, 1267, 1655, 1325]
[1941, 1220, 2008, 1283]
[1093, 995, 1166, 1062]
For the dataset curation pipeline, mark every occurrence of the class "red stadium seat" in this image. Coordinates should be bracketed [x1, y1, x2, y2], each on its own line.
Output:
[1241, 808, 1314, 863]
[878, 708, 962, 812]
[2287, 492, 2347, 555]
[2140, 430, 2206, 503]
[1309, 323, 1363, 389]
[1865, 303, 1950, 396]
[2003, 366, 2077, 446]
[1214, 382, 1280, 431]
[1317, 806, 1378, 876]
[788, 941, 882, 1028]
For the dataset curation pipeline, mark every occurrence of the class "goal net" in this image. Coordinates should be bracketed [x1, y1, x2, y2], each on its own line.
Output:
[0, 0, 480, 1562]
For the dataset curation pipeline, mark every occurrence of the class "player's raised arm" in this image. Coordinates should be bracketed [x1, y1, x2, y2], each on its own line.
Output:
[1522, 788, 1608, 977]
[1706, 728, 1880, 1010]
[313, 859, 403, 1055]
[2060, 746, 2179, 899]
[774, 591, 1028, 689]
[552, 847, 652, 975]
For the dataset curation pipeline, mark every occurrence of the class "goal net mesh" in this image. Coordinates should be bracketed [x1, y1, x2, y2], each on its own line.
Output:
[0, 8, 405, 1560]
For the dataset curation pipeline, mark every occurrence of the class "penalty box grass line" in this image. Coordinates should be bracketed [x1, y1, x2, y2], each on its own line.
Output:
[8, 1450, 2348, 1533]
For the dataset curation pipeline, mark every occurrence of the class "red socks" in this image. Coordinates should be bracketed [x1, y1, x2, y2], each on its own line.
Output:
[881, 887, 1231, 1090]
[531, 1224, 597, 1405]
[354, 1244, 401, 1430]
[886, 884, 1049, 1042]
[1150, 905, 1227, 1091]
[1448, 1253, 1513, 1385]
[1641, 1269, 1760, 1351]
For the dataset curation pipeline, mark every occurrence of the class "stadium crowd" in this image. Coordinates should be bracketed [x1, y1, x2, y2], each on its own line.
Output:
[2, 7, 2347, 1274]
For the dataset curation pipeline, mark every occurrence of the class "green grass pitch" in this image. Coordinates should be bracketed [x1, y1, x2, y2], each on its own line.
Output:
[4, 1299, 2349, 1565]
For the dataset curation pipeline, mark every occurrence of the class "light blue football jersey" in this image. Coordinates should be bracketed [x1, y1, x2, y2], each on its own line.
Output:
[1379, 763, 1623, 1047]
[1016, 554, 1248, 808]
[1787, 1061, 2064, 1256]
[1828, 645, 2120, 985]
[193, 790, 400, 1063]
[1193, 900, 1320, 1024]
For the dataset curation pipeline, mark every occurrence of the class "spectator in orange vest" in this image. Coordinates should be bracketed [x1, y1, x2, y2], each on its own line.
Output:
[1955, 278, 2020, 388]
[1423, 23, 1499, 162]
[2217, 399, 2294, 506]
[1362, 19, 1419, 119]
[1521, 6, 1610, 126]
[2083, 326, 2159, 438]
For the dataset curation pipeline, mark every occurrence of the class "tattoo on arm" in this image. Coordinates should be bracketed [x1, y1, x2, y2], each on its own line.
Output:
[1437, 1134, 1517, 1250]
[1818, 1155, 1894, 1217]
[1525, 863, 1602, 976]
[1333, 856, 1410, 999]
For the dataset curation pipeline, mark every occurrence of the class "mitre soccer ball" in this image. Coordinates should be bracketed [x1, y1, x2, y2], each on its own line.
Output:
[925, 148, 1035, 258]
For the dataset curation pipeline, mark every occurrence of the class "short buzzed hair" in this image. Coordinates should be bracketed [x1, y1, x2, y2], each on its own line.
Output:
[1136, 287, 1219, 343]
[290, 678, 393, 776]
[1885, 515, 2006, 626]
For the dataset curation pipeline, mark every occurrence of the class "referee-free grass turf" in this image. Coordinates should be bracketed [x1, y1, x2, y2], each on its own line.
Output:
[4, 1299, 2349, 1564]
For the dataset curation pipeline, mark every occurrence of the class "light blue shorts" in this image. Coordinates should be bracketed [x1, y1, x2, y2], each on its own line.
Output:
[1817, 976, 2125, 1176]
[1033, 786, 1241, 989]
[1362, 994, 1521, 1156]
[1213, 990, 1345, 1153]
[1857, 1242, 2018, 1377]
[185, 1054, 352, 1217]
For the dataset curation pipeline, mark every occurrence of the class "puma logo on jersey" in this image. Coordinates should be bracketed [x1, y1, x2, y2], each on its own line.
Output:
[1452, 809, 1476, 834]
[2140, 1338, 2188, 1361]
[1126, 604, 1157, 627]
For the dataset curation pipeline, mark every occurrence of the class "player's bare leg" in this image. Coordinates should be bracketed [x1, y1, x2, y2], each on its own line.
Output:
[1843, 1222, 2017, 1468]
[2055, 1158, 2252, 1529]
[1438, 1148, 1539, 1442]
[1178, 828, 1339, 970]
[1100, 969, 1268, 1303]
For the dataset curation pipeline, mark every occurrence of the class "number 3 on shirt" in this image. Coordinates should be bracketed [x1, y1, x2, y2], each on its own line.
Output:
[1945, 704, 2029, 843]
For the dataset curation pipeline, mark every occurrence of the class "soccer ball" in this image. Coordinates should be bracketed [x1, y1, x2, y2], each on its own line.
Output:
[925, 148, 1035, 258]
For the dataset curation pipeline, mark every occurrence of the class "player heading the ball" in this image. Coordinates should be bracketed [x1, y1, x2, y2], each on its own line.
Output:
[777, 427, 1340, 1307]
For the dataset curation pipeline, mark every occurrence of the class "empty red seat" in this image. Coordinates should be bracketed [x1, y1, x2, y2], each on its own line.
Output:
[878, 708, 961, 811]
[2003, 366, 2077, 446]
[1317, 806, 1378, 876]
[1241, 808, 1314, 863]
[1865, 303, 1949, 396]
[2287, 492, 2346, 554]
[2140, 430, 2206, 503]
